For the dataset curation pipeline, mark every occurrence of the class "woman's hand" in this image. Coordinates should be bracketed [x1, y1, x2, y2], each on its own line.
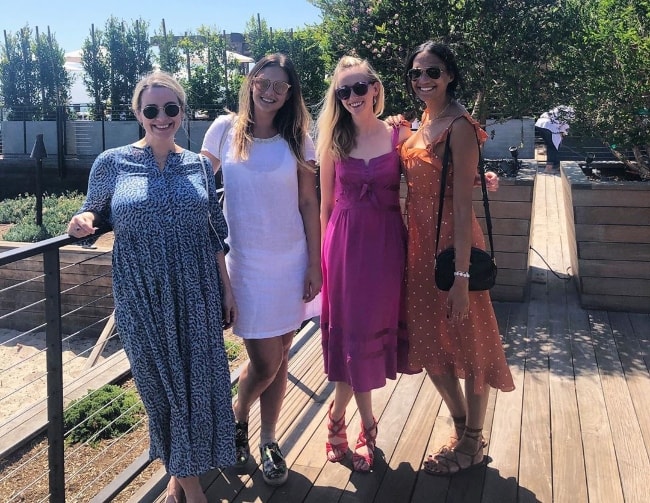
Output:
[384, 114, 410, 129]
[446, 278, 470, 325]
[474, 171, 499, 192]
[303, 264, 323, 302]
[222, 288, 237, 330]
[67, 212, 97, 238]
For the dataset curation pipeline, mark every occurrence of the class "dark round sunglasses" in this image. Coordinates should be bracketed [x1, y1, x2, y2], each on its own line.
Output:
[142, 103, 181, 120]
[407, 67, 445, 81]
[335, 81, 374, 101]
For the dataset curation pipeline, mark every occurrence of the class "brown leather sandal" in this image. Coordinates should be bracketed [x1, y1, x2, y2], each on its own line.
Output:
[423, 427, 488, 476]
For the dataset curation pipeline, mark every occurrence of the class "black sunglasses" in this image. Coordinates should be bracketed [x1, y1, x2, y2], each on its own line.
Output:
[335, 81, 375, 101]
[407, 67, 445, 81]
[253, 77, 292, 95]
[142, 103, 181, 120]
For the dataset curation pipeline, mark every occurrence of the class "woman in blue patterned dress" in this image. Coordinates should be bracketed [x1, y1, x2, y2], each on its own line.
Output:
[67, 71, 236, 503]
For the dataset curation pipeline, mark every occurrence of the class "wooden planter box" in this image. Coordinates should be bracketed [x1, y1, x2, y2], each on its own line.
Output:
[473, 164, 536, 302]
[0, 243, 114, 335]
[561, 162, 650, 312]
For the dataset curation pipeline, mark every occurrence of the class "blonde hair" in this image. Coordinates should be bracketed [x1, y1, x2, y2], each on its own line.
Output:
[316, 56, 385, 162]
[131, 71, 187, 113]
[232, 53, 313, 171]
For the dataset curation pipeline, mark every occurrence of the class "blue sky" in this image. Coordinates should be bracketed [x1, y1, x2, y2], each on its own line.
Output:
[3, 0, 323, 52]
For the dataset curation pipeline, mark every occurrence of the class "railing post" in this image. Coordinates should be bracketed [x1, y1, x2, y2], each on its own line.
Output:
[43, 248, 65, 503]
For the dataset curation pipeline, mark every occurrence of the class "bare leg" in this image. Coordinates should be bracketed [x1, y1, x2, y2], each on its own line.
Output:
[175, 475, 207, 503]
[233, 332, 293, 436]
[165, 476, 183, 503]
[352, 390, 377, 465]
[328, 381, 354, 449]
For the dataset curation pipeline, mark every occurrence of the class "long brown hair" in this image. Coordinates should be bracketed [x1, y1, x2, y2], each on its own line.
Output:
[232, 53, 313, 171]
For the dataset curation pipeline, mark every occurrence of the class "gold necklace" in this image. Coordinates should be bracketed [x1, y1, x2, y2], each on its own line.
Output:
[429, 99, 453, 122]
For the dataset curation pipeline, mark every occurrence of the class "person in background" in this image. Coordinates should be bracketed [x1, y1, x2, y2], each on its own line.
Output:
[67, 71, 236, 503]
[316, 55, 415, 473]
[399, 41, 515, 476]
[535, 106, 574, 173]
[201, 53, 321, 487]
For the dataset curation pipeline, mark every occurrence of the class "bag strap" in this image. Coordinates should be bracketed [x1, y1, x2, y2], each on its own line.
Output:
[434, 127, 495, 260]
[199, 154, 226, 252]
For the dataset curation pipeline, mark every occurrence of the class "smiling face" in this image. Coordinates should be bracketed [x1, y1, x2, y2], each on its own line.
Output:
[335, 67, 378, 118]
[251, 65, 291, 117]
[409, 52, 454, 105]
[135, 85, 183, 143]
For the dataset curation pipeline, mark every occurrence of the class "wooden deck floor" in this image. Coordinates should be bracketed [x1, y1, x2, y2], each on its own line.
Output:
[134, 172, 650, 503]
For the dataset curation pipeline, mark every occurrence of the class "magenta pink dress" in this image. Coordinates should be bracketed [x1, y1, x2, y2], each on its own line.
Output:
[321, 128, 415, 392]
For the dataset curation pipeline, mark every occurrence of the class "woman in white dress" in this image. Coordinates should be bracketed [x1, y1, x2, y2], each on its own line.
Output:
[201, 53, 321, 486]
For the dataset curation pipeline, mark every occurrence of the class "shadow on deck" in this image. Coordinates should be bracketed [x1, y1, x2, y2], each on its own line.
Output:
[134, 171, 650, 503]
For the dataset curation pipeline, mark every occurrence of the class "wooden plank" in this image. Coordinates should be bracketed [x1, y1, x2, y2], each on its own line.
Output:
[589, 311, 650, 503]
[477, 217, 531, 236]
[572, 188, 650, 207]
[473, 184, 533, 203]
[518, 290, 552, 502]
[547, 273, 588, 503]
[580, 277, 650, 297]
[579, 294, 650, 314]
[574, 206, 650, 226]
[579, 260, 650, 280]
[577, 242, 650, 261]
[481, 301, 526, 503]
[380, 377, 442, 503]
[575, 224, 650, 243]
[627, 313, 650, 366]
[570, 310, 624, 503]
[608, 313, 650, 455]
[474, 201, 532, 220]
[339, 372, 427, 503]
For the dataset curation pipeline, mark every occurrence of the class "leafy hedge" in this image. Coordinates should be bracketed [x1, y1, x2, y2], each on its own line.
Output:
[0, 192, 85, 242]
[63, 384, 144, 446]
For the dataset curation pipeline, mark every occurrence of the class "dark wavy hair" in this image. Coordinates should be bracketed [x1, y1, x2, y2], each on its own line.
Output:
[404, 41, 463, 101]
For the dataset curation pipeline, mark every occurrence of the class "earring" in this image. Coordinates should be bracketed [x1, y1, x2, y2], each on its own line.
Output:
[373, 97, 377, 106]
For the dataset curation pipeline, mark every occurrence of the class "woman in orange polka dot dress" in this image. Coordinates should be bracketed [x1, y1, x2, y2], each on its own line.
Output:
[399, 41, 515, 476]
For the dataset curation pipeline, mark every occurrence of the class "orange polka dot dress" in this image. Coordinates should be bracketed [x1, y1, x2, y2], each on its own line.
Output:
[399, 112, 514, 394]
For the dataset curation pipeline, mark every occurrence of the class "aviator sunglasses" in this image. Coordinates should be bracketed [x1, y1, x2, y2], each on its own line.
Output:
[253, 77, 292, 95]
[334, 81, 375, 101]
[407, 67, 445, 81]
[142, 103, 181, 120]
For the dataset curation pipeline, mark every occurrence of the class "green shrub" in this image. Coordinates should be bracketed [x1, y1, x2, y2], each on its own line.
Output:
[224, 339, 242, 362]
[0, 191, 86, 242]
[63, 384, 144, 446]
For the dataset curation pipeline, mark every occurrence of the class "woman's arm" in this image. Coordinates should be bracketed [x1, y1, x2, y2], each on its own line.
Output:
[216, 251, 237, 329]
[298, 161, 322, 302]
[319, 150, 336, 241]
[447, 118, 480, 321]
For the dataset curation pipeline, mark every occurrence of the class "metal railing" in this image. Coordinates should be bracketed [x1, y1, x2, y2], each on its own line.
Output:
[0, 230, 136, 502]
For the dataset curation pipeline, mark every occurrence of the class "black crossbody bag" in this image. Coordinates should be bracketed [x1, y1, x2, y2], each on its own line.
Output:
[434, 130, 497, 291]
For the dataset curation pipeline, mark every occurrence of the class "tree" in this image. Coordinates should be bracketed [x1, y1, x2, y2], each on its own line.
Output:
[313, 0, 564, 120]
[176, 26, 237, 115]
[101, 16, 152, 119]
[81, 24, 110, 119]
[33, 27, 71, 117]
[559, 0, 649, 178]
[154, 19, 182, 75]
[1, 26, 39, 119]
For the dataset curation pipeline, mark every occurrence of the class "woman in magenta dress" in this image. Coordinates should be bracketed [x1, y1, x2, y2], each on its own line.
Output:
[316, 56, 413, 472]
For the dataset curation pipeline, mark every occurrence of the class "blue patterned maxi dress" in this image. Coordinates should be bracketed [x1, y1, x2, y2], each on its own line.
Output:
[78, 145, 235, 477]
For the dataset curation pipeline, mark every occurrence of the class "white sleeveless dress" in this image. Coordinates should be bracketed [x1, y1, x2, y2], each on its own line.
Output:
[202, 115, 319, 339]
